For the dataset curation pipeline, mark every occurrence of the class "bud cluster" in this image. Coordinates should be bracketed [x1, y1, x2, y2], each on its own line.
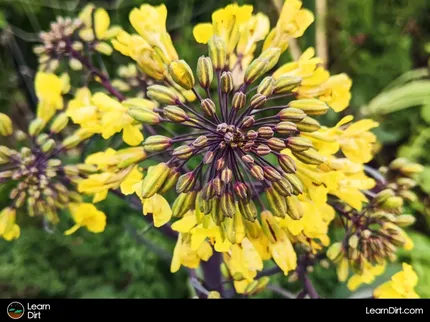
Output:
[0, 114, 95, 227]
[127, 35, 330, 233]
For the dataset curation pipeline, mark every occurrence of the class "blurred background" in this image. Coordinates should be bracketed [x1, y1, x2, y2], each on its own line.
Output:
[0, 0, 429, 298]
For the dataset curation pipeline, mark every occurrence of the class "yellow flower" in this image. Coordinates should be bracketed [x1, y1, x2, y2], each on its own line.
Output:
[374, 263, 420, 299]
[0, 207, 20, 241]
[0, 113, 13, 136]
[170, 232, 213, 273]
[273, 47, 323, 80]
[64, 203, 107, 235]
[35, 72, 69, 123]
[91, 92, 144, 146]
[77, 166, 135, 203]
[347, 261, 386, 291]
[66, 87, 102, 133]
[84, 147, 147, 172]
[112, 31, 166, 80]
[263, 0, 314, 53]
[223, 237, 263, 293]
[129, 4, 178, 64]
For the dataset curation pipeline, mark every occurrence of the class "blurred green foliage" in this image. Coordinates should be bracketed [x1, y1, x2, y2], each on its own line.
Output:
[0, 0, 430, 298]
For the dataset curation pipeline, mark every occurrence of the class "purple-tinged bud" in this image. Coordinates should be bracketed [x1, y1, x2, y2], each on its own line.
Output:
[278, 154, 297, 173]
[256, 144, 271, 156]
[257, 126, 274, 139]
[247, 130, 258, 140]
[176, 172, 196, 193]
[242, 116, 255, 128]
[250, 164, 265, 181]
[143, 135, 172, 152]
[278, 108, 306, 122]
[173, 145, 194, 159]
[276, 121, 298, 135]
[232, 92, 246, 109]
[249, 93, 266, 109]
[241, 154, 255, 164]
[267, 137, 286, 151]
[263, 166, 282, 182]
[201, 98, 216, 117]
[234, 182, 250, 200]
[286, 136, 313, 152]
[163, 105, 189, 123]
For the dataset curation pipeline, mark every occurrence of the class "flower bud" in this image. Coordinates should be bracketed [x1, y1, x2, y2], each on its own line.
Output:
[62, 135, 81, 149]
[327, 242, 343, 262]
[288, 99, 329, 116]
[286, 136, 313, 152]
[221, 168, 232, 184]
[246, 130, 258, 140]
[249, 93, 266, 109]
[29, 118, 45, 136]
[147, 85, 179, 104]
[266, 186, 287, 218]
[190, 135, 207, 148]
[216, 158, 225, 170]
[197, 56, 213, 88]
[250, 164, 264, 181]
[399, 190, 417, 202]
[94, 42, 113, 55]
[69, 58, 83, 70]
[389, 158, 408, 170]
[208, 36, 226, 70]
[203, 151, 215, 164]
[396, 178, 416, 189]
[278, 108, 306, 122]
[159, 168, 180, 194]
[283, 173, 303, 195]
[381, 196, 404, 209]
[267, 137, 286, 151]
[238, 199, 257, 222]
[50, 113, 69, 134]
[221, 192, 235, 218]
[399, 163, 424, 176]
[273, 75, 302, 94]
[258, 47, 281, 72]
[143, 135, 172, 152]
[169, 60, 195, 90]
[0, 113, 13, 136]
[242, 116, 255, 128]
[293, 148, 325, 165]
[42, 139, 56, 153]
[394, 214, 416, 227]
[275, 121, 298, 135]
[234, 182, 250, 200]
[256, 144, 271, 156]
[348, 235, 359, 249]
[163, 105, 189, 123]
[201, 98, 216, 117]
[263, 166, 282, 182]
[172, 192, 197, 218]
[374, 189, 395, 205]
[232, 92, 246, 110]
[176, 172, 196, 194]
[272, 177, 293, 196]
[36, 133, 49, 146]
[220, 71, 234, 93]
[173, 145, 194, 160]
[257, 76, 275, 97]
[127, 106, 160, 124]
[296, 116, 321, 132]
[140, 163, 170, 198]
[257, 126, 274, 139]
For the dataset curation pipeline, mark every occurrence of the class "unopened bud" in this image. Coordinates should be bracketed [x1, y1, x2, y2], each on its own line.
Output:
[286, 195, 304, 220]
[62, 135, 81, 149]
[381, 196, 404, 209]
[29, 118, 45, 136]
[69, 58, 83, 70]
[273, 75, 302, 94]
[203, 151, 214, 164]
[278, 108, 306, 122]
[348, 235, 359, 249]
[275, 121, 298, 135]
[244, 58, 268, 84]
[242, 116, 255, 128]
[221, 192, 235, 218]
[257, 76, 275, 97]
[258, 47, 281, 72]
[394, 214, 416, 227]
[286, 136, 313, 152]
[257, 126, 274, 139]
[0, 113, 13, 136]
[256, 144, 271, 156]
[143, 135, 172, 152]
[234, 182, 250, 200]
[42, 139, 56, 153]
[127, 106, 160, 124]
[232, 92, 246, 110]
[176, 172, 196, 194]
[192, 135, 208, 148]
[147, 85, 179, 104]
[293, 148, 325, 165]
[400, 163, 424, 176]
[140, 163, 170, 198]
[288, 99, 329, 116]
[208, 36, 226, 70]
[266, 186, 287, 218]
[264, 166, 282, 182]
[278, 154, 296, 173]
[249, 93, 266, 109]
[396, 178, 417, 189]
[221, 168, 232, 184]
[197, 56, 213, 88]
[220, 71, 234, 93]
[399, 190, 417, 202]
[169, 60, 195, 90]
[163, 105, 189, 123]
[247, 130, 258, 140]
[250, 164, 264, 181]
[261, 210, 283, 242]
[50, 113, 69, 133]
[172, 191, 197, 218]
[283, 173, 303, 195]
[172, 145, 194, 160]
[201, 99, 216, 117]
[238, 199, 257, 222]
[389, 158, 408, 170]
[327, 242, 343, 262]
[267, 137, 286, 151]
[374, 189, 395, 205]
[296, 116, 321, 132]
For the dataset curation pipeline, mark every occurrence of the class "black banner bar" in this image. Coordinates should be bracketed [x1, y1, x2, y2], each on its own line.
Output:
[1, 299, 429, 321]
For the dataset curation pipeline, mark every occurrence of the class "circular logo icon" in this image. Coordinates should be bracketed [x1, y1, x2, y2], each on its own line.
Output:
[7, 302, 25, 319]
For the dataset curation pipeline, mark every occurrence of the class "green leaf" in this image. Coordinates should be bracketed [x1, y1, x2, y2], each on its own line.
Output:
[420, 104, 430, 124]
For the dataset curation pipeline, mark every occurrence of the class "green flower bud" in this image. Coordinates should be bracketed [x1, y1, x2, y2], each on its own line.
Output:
[249, 93, 267, 109]
[267, 137, 286, 151]
[276, 121, 298, 135]
[266, 186, 287, 218]
[288, 99, 329, 116]
[278, 154, 297, 173]
[94, 42, 113, 55]
[296, 116, 321, 132]
[220, 71, 234, 93]
[140, 163, 170, 198]
[127, 106, 160, 124]
[147, 85, 179, 104]
[257, 76, 275, 97]
[273, 75, 302, 94]
[143, 135, 172, 152]
[50, 113, 69, 134]
[286, 195, 304, 220]
[197, 56, 213, 88]
[201, 98, 216, 117]
[244, 58, 268, 84]
[169, 59, 195, 90]
[163, 105, 189, 123]
[176, 172, 196, 194]
[293, 148, 325, 165]
[208, 36, 226, 70]
[278, 107, 306, 122]
[232, 92, 246, 110]
[286, 136, 313, 152]
[29, 118, 45, 136]
[0, 113, 13, 136]
[42, 139, 56, 153]
[172, 145, 194, 160]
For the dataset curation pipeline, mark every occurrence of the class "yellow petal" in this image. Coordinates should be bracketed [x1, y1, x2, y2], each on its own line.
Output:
[270, 238, 297, 275]
[95, 8, 110, 39]
[197, 241, 213, 261]
[193, 23, 213, 44]
[171, 211, 197, 233]
[64, 224, 81, 235]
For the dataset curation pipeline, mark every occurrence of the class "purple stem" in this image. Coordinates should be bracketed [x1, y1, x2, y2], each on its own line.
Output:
[201, 250, 224, 295]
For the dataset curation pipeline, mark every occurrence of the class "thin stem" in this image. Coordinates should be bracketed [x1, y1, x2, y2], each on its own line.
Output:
[178, 101, 218, 127]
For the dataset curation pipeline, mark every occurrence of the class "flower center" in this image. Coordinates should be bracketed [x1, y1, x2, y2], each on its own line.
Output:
[217, 123, 245, 148]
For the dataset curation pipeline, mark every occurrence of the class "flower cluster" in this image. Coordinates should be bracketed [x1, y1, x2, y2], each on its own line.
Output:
[0, 74, 106, 241]
[1, 0, 422, 299]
